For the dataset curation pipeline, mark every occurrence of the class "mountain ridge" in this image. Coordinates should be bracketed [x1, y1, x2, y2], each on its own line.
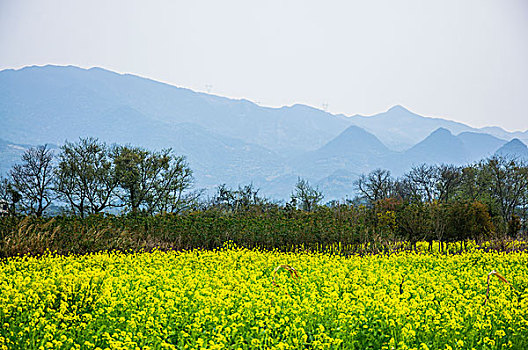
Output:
[1, 65, 527, 199]
[5, 65, 526, 136]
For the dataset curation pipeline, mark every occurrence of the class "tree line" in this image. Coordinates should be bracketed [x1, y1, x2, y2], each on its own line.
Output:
[0, 137, 341, 218]
[353, 160, 528, 237]
[0, 138, 195, 217]
[1, 137, 528, 246]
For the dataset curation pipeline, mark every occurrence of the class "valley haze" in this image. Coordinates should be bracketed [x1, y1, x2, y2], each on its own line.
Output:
[1, 65, 527, 200]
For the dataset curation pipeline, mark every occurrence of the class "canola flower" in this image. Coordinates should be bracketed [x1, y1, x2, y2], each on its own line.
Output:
[0, 246, 527, 349]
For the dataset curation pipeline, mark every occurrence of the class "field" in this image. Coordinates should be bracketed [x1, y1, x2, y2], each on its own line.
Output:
[1, 246, 528, 349]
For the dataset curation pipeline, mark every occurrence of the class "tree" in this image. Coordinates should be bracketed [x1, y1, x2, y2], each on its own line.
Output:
[55, 138, 118, 218]
[445, 200, 494, 244]
[10, 145, 54, 216]
[435, 164, 462, 203]
[112, 146, 193, 214]
[0, 176, 21, 215]
[290, 178, 323, 212]
[211, 183, 265, 212]
[396, 202, 431, 250]
[518, 184, 528, 234]
[429, 201, 448, 250]
[457, 165, 490, 202]
[152, 154, 194, 214]
[212, 184, 236, 211]
[355, 169, 393, 204]
[232, 184, 263, 211]
[403, 164, 439, 203]
[372, 197, 401, 238]
[392, 177, 418, 203]
[481, 156, 528, 233]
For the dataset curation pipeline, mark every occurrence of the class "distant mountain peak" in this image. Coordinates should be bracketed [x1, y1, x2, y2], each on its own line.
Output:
[387, 105, 411, 113]
[506, 138, 526, 147]
[495, 138, 528, 159]
[404, 126, 467, 165]
[284, 103, 325, 113]
[340, 124, 375, 136]
[430, 127, 452, 136]
[319, 125, 389, 154]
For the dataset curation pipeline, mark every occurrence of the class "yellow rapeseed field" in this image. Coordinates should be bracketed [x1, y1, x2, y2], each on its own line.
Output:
[1, 246, 527, 349]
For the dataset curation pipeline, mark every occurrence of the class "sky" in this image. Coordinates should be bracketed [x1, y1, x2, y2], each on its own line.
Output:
[1, 0, 527, 131]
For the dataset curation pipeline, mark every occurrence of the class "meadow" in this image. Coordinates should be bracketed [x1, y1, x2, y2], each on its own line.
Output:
[1, 245, 527, 349]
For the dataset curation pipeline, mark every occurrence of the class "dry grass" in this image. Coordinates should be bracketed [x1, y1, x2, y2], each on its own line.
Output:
[271, 264, 300, 287]
[484, 270, 510, 305]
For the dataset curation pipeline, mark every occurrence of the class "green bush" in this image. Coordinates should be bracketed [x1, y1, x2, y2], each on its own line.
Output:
[0, 200, 512, 257]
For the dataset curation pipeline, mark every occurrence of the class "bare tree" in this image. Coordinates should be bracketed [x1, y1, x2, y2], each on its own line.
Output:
[291, 178, 323, 212]
[210, 183, 266, 212]
[435, 164, 462, 203]
[457, 165, 489, 202]
[355, 169, 393, 204]
[10, 145, 54, 216]
[0, 176, 21, 215]
[404, 164, 439, 203]
[392, 177, 417, 203]
[152, 155, 194, 214]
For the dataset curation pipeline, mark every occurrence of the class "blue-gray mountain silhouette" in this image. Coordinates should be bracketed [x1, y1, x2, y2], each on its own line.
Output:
[457, 132, 507, 160]
[403, 128, 467, 165]
[1, 65, 526, 199]
[0, 139, 30, 175]
[495, 139, 528, 160]
[0, 65, 349, 156]
[294, 125, 393, 180]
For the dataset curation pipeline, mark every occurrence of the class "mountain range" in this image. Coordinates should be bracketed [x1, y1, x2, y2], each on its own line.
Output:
[1, 65, 527, 200]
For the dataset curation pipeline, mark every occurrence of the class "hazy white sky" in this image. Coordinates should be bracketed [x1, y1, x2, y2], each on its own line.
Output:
[1, 0, 527, 131]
